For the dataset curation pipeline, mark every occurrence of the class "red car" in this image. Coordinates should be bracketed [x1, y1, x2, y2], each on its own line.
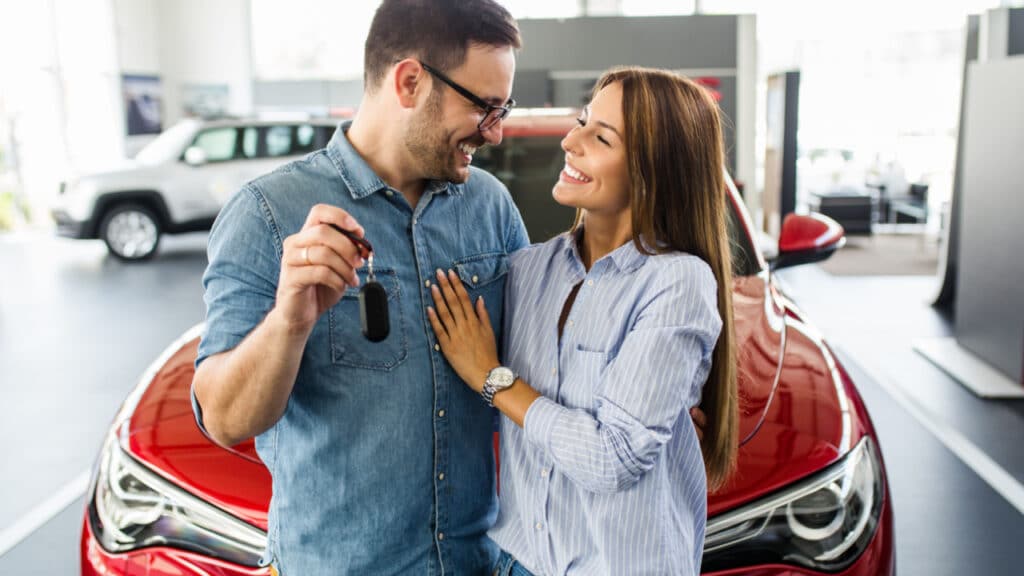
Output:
[81, 114, 894, 575]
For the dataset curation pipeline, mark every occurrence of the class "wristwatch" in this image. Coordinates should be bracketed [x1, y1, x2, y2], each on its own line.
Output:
[481, 366, 517, 407]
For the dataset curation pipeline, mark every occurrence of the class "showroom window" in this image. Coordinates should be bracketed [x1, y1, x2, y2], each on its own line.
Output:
[0, 0, 121, 223]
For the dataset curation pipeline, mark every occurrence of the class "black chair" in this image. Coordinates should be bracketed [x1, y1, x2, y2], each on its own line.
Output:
[809, 187, 875, 235]
[891, 183, 929, 224]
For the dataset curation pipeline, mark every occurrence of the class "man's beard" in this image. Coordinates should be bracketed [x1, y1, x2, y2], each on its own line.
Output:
[404, 92, 474, 184]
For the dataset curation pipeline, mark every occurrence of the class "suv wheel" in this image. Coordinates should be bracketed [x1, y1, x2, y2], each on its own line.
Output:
[99, 203, 162, 261]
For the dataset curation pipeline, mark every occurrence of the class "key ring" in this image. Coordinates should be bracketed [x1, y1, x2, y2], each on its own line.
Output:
[329, 224, 376, 281]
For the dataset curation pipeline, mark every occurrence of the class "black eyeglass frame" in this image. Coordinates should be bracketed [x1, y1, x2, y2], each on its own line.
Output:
[419, 61, 516, 132]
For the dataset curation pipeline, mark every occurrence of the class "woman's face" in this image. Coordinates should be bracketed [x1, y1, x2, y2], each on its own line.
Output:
[552, 82, 631, 217]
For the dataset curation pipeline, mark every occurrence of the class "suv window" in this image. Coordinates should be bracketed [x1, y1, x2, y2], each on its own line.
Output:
[296, 124, 317, 151]
[266, 125, 293, 157]
[242, 127, 259, 158]
[192, 127, 238, 162]
[474, 133, 761, 277]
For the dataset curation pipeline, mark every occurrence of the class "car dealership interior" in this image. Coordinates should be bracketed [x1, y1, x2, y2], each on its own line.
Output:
[1, 0, 1023, 574]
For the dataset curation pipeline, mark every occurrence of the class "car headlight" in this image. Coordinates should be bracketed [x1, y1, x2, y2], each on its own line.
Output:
[88, 433, 267, 566]
[702, 436, 884, 572]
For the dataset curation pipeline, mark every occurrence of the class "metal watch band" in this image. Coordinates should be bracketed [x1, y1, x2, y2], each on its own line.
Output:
[481, 367, 516, 407]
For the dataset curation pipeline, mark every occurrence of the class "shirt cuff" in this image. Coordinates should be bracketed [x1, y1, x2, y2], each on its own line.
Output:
[523, 396, 563, 452]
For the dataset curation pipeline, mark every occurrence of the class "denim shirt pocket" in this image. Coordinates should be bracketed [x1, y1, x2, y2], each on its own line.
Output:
[328, 267, 408, 371]
[562, 346, 609, 411]
[454, 252, 509, 296]
[453, 252, 510, 331]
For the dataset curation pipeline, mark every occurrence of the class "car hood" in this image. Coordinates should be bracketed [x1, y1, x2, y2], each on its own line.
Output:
[123, 273, 856, 528]
[707, 276, 860, 516]
[125, 337, 270, 531]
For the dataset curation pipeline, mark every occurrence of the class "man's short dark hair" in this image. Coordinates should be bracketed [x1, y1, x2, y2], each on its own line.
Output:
[364, 0, 521, 92]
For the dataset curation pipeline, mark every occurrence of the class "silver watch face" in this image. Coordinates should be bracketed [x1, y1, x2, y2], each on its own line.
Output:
[489, 367, 515, 389]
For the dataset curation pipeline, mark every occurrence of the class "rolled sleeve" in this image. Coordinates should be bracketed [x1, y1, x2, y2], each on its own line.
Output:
[523, 395, 562, 452]
[196, 185, 281, 368]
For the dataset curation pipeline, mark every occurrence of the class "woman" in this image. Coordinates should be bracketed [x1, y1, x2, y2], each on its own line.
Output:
[426, 67, 738, 575]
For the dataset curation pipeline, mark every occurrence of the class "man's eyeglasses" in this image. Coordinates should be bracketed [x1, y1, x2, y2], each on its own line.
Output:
[419, 61, 515, 132]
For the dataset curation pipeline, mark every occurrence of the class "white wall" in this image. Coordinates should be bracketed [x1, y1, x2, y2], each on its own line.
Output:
[113, 0, 160, 74]
[155, 0, 253, 126]
[113, 0, 253, 134]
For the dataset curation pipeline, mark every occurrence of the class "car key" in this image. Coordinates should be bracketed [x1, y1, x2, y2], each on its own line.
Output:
[329, 224, 389, 342]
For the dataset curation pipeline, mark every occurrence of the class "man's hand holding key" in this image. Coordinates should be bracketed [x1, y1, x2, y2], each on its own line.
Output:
[277, 204, 367, 333]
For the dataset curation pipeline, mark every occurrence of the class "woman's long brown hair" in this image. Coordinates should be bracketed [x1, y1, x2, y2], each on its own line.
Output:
[574, 67, 738, 489]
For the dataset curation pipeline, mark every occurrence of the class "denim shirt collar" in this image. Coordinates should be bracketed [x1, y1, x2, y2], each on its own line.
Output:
[326, 120, 456, 200]
[560, 226, 649, 275]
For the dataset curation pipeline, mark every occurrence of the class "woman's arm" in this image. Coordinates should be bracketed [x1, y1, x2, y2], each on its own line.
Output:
[426, 268, 540, 427]
[427, 263, 717, 493]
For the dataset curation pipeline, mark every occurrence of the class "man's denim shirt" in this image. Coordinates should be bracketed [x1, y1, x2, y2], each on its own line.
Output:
[194, 122, 529, 575]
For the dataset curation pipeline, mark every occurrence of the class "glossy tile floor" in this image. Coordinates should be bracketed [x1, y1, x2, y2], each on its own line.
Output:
[0, 233, 1022, 574]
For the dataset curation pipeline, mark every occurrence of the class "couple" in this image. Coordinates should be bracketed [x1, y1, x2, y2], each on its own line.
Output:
[192, 1, 737, 574]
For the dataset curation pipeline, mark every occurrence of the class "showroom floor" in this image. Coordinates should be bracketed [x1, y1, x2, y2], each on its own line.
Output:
[0, 233, 1022, 574]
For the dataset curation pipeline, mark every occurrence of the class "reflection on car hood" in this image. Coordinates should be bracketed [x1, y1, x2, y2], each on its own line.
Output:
[126, 338, 270, 531]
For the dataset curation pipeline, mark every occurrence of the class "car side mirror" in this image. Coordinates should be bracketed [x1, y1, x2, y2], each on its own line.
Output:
[770, 213, 846, 271]
[183, 146, 207, 166]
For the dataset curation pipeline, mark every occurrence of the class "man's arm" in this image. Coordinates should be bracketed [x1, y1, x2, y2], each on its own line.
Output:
[194, 203, 366, 447]
[194, 307, 311, 446]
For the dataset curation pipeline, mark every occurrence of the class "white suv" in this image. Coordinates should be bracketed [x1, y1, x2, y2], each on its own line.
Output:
[51, 117, 339, 261]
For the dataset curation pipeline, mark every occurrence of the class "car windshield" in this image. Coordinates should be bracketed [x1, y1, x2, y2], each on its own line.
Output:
[134, 120, 201, 165]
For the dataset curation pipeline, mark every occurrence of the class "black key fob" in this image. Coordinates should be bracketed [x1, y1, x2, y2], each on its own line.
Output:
[327, 223, 389, 343]
[359, 279, 390, 342]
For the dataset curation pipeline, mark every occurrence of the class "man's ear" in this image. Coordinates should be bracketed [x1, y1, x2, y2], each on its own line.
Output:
[392, 59, 426, 109]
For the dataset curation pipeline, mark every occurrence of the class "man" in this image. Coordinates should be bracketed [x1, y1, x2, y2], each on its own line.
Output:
[192, 1, 524, 573]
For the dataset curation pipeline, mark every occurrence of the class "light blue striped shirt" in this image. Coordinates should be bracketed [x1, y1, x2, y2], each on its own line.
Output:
[491, 231, 721, 575]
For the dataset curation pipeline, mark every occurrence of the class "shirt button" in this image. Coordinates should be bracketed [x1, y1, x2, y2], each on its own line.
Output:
[535, 522, 543, 531]
[472, 275, 479, 284]
[438, 472, 445, 480]
[413, 218, 418, 226]
[434, 344, 440, 351]
[438, 532, 445, 540]
[567, 320, 574, 326]
[425, 279, 432, 288]
[587, 279, 594, 286]
[551, 367, 557, 376]
[386, 190, 394, 197]
[540, 468, 549, 478]
[438, 409, 446, 417]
